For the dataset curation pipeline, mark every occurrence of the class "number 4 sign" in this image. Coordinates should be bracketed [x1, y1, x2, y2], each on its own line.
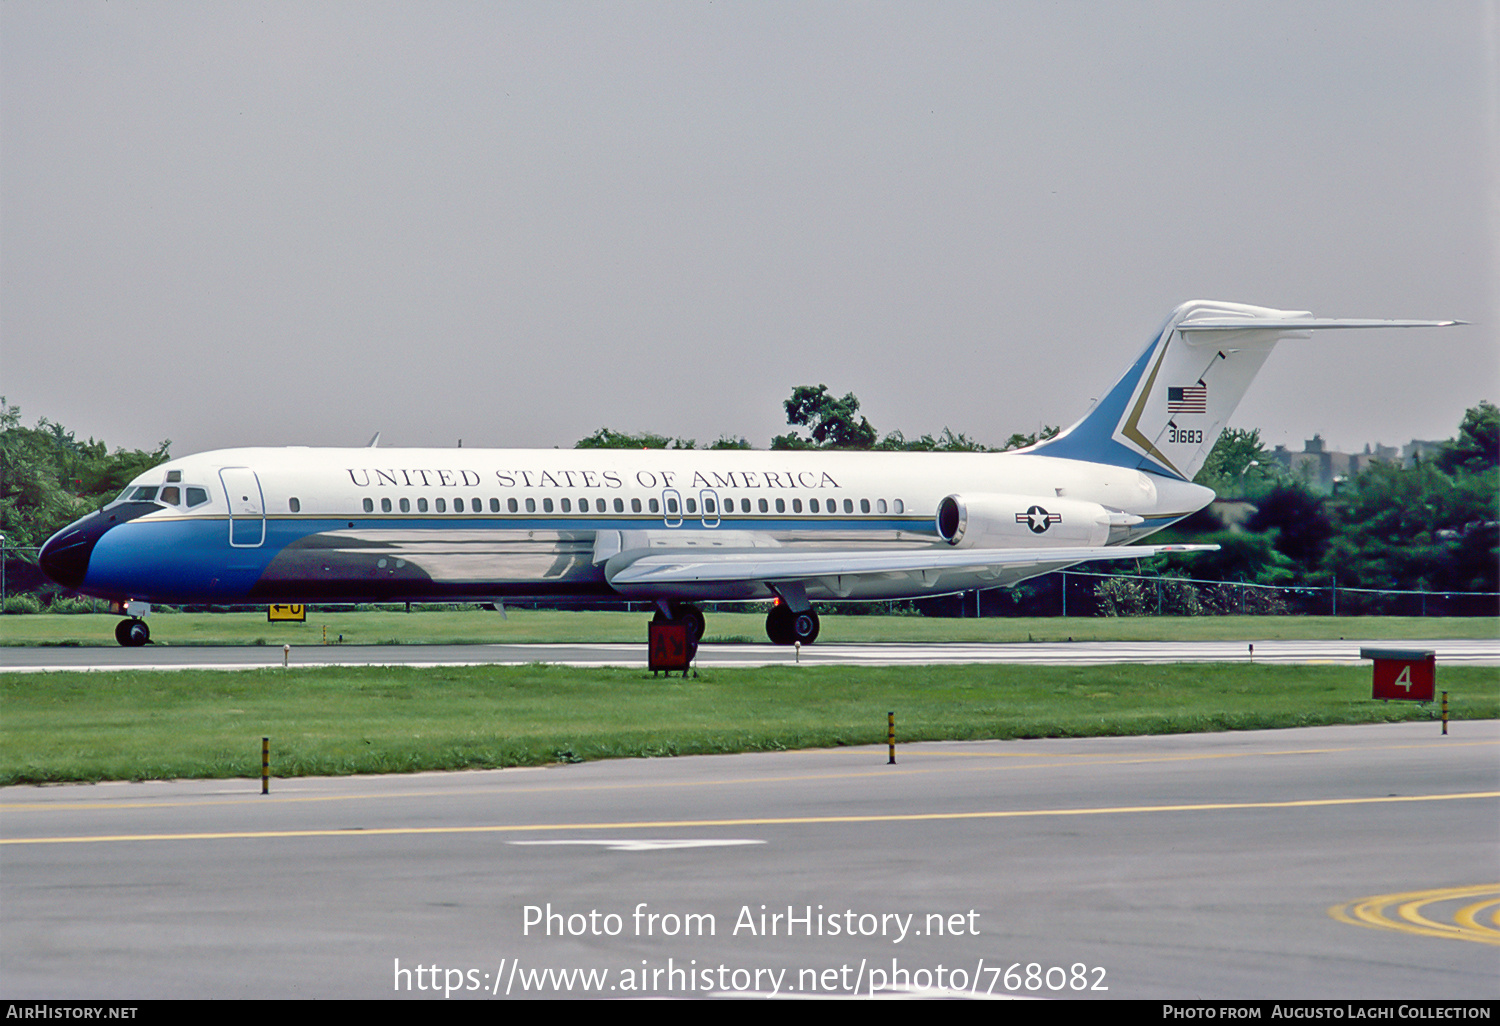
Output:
[1360, 648, 1436, 702]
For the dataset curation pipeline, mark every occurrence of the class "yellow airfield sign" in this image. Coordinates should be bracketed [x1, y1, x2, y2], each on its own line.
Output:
[267, 604, 306, 622]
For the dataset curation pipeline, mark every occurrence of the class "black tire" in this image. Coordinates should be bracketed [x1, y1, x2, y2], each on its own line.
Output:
[790, 609, 819, 645]
[116, 618, 149, 647]
[766, 605, 818, 645]
[765, 604, 795, 645]
[669, 602, 706, 644]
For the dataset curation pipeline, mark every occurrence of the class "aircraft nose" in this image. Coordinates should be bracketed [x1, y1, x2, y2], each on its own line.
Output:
[38, 502, 160, 592]
[39, 519, 104, 590]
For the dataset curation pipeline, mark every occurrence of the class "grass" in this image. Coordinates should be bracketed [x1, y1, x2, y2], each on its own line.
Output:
[2, 662, 1494, 785]
[1, 608, 1495, 647]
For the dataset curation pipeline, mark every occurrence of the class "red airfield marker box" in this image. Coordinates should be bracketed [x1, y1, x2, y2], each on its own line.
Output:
[1360, 648, 1436, 702]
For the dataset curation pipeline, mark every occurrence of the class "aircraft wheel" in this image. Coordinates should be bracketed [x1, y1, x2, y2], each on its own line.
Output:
[115, 618, 150, 647]
[668, 602, 705, 644]
[791, 608, 820, 645]
[766, 603, 817, 645]
[765, 604, 793, 645]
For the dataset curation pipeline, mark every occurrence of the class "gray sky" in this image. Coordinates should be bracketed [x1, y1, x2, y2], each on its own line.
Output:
[3, 1, 1496, 460]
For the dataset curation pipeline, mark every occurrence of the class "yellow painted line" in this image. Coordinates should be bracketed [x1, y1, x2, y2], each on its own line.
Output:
[3, 739, 1495, 813]
[1329, 884, 1500, 945]
[1453, 898, 1500, 933]
[3, 790, 1495, 846]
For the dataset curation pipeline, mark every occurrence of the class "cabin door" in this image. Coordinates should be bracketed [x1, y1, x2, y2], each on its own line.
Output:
[220, 468, 266, 547]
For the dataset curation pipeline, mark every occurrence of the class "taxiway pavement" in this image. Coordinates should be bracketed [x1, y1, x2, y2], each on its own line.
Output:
[2, 722, 1496, 999]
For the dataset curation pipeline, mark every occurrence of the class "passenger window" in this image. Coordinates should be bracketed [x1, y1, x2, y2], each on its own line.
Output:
[810, 498, 819, 513]
[561, 498, 572, 513]
[490, 498, 500, 513]
[649, 498, 660, 513]
[381, 498, 392, 513]
[186, 487, 209, 507]
[741, 498, 751, 513]
[631, 498, 641, 513]
[758, 498, 768, 513]
[525, 498, 536, 512]
[704, 498, 716, 514]
[844, 498, 853, 513]
[400, 498, 410, 513]
[417, 498, 429, 512]
[362, 498, 374, 513]
[508, 498, 519, 513]
[436, 498, 447, 513]
[543, 498, 554, 513]
[454, 498, 465, 513]
[860, 498, 870, 513]
[473, 497, 482, 511]
[615, 498, 625, 513]
[877, 498, 887, 513]
[776, 498, 785, 513]
[667, 497, 678, 514]
[894, 499, 904, 514]
[792, 498, 803, 513]
[686, 498, 697, 514]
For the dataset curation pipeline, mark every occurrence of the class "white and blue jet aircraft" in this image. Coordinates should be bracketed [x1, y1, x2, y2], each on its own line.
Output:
[39, 300, 1458, 646]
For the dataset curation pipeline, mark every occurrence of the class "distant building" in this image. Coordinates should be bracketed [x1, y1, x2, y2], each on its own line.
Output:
[1269, 434, 1448, 490]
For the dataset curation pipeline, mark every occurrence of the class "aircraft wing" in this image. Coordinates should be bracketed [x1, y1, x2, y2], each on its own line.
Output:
[605, 543, 1217, 588]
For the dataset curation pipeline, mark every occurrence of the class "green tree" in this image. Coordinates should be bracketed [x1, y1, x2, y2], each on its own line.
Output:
[1245, 484, 1333, 571]
[0, 399, 170, 551]
[779, 385, 878, 449]
[574, 428, 696, 450]
[998, 426, 1059, 452]
[1194, 427, 1276, 497]
[1436, 400, 1498, 475]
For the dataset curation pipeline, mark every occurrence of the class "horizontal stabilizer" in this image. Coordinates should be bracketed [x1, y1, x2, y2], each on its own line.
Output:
[1178, 318, 1463, 332]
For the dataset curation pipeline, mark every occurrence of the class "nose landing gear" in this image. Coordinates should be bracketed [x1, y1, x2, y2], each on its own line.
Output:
[652, 601, 705, 659]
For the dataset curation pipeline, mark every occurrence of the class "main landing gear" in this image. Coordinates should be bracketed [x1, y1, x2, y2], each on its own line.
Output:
[115, 618, 150, 647]
[765, 601, 819, 646]
[650, 599, 821, 649]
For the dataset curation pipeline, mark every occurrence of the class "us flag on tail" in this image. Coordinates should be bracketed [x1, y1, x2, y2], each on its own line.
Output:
[1167, 382, 1207, 414]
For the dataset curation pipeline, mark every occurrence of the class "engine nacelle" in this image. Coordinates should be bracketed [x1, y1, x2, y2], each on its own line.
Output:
[935, 493, 1139, 548]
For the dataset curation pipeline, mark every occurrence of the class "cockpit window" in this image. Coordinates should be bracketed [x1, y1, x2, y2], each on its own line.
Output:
[129, 486, 159, 502]
[186, 487, 210, 507]
[160, 486, 181, 505]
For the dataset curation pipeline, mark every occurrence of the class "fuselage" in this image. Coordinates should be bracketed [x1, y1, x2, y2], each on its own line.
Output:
[39, 445, 1213, 608]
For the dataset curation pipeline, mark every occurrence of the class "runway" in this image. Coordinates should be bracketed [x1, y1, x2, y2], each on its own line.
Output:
[5, 637, 1498, 672]
[2, 722, 1496, 999]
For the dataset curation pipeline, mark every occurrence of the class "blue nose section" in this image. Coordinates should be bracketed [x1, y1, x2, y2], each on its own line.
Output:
[38, 502, 162, 591]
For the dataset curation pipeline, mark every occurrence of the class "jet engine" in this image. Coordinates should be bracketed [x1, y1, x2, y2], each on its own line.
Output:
[934, 493, 1141, 548]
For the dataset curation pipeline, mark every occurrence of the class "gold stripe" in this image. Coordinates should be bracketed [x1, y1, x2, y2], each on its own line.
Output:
[1119, 333, 1185, 478]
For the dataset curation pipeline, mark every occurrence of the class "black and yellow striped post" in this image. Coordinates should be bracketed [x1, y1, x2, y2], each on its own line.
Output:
[1442, 692, 1449, 735]
[887, 711, 896, 765]
[261, 737, 270, 794]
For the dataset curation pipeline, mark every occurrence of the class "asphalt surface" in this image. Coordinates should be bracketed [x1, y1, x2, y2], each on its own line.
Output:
[2, 722, 1496, 999]
[5, 637, 1498, 671]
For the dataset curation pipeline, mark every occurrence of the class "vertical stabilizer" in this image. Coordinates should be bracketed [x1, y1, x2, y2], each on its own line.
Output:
[1027, 301, 1459, 481]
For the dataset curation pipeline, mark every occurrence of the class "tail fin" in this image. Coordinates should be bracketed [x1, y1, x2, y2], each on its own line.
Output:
[1027, 300, 1461, 481]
